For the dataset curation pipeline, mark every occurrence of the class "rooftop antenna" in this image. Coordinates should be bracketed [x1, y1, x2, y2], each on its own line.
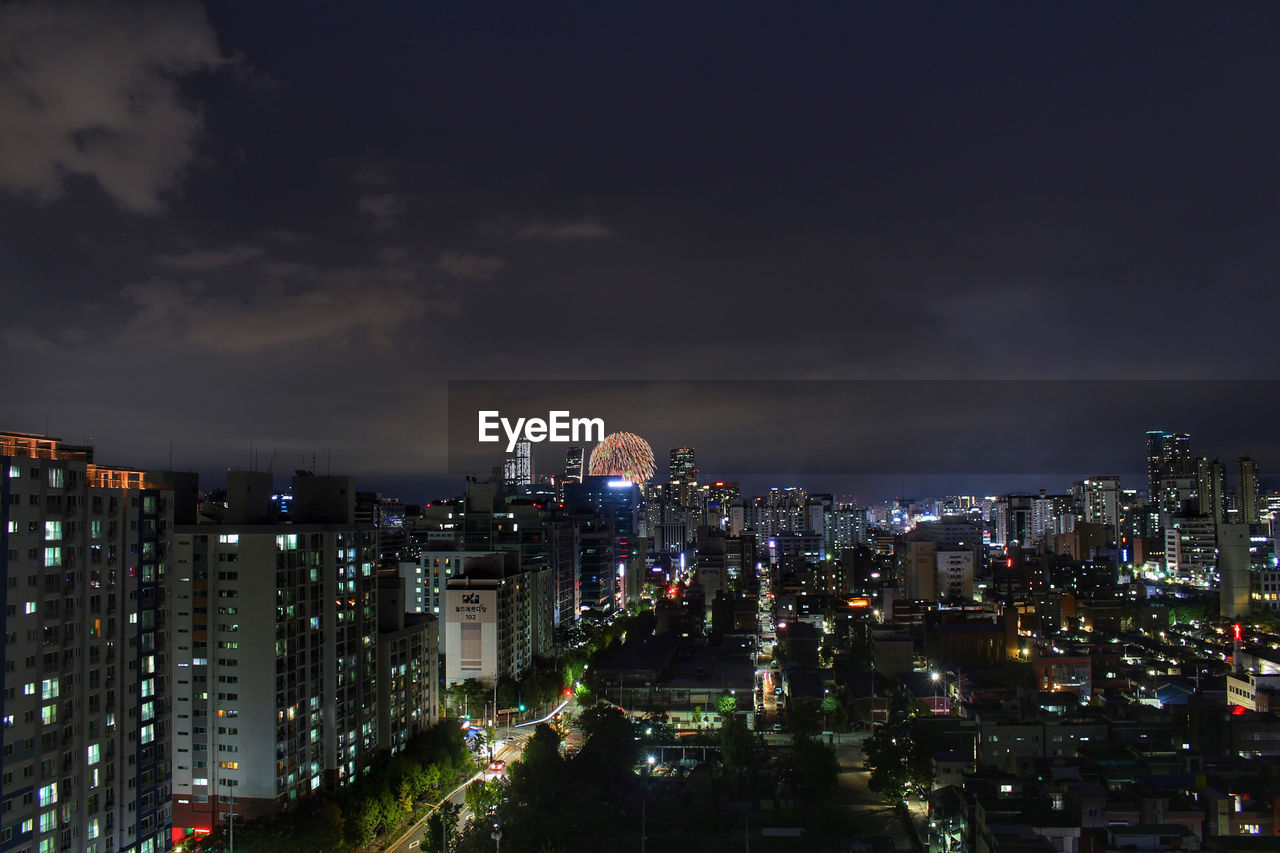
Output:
[169, 440, 173, 470]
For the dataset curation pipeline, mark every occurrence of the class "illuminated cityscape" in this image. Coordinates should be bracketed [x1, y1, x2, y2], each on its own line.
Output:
[4, 3, 1280, 852]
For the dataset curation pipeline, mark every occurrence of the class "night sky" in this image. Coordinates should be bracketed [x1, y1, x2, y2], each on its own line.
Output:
[3, 2, 1278, 501]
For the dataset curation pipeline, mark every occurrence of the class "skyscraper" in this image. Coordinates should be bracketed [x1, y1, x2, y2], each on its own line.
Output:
[669, 447, 697, 484]
[1146, 430, 1193, 515]
[563, 446, 584, 485]
[668, 446, 697, 505]
[170, 473, 383, 831]
[1, 431, 174, 853]
[503, 440, 533, 488]
[1237, 457, 1260, 525]
[1196, 457, 1225, 524]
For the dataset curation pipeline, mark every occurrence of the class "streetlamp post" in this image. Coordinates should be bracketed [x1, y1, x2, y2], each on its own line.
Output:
[930, 671, 940, 715]
[490, 823, 502, 853]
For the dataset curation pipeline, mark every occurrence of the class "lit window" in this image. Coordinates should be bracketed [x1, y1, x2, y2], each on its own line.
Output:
[41, 679, 58, 700]
[87, 744, 100, 765]
[44, 521, 62, 540]
[43, 547, 60, 568]
[37, 783, 56, 807]
[41, 705, 56, 725]
[140, 724, 154, 744]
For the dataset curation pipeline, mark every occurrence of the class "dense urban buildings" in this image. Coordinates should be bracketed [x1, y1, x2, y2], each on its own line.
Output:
[1, 432, 174, 853]
[6, 416, 1280, 850]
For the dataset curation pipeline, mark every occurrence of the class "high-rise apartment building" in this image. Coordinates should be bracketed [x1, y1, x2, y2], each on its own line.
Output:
[374, 576, 439, 756]
[1, 430, 173, 853]
[170, 473, 380, 832]
[1079, 476, 1121, 528]
[442, 561, 552, 686]
[1197, 457, 1226, 524]
[1237, 457, 1260, 525]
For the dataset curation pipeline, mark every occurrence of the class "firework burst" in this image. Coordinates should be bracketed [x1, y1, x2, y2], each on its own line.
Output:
[588, 432, 656, 484]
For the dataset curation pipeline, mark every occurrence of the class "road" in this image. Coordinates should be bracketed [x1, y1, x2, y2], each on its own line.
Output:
[384, 698, 574, 853]
[832, 736, 917, 852]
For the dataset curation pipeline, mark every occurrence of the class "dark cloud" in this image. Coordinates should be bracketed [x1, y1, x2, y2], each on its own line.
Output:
[156, 245, 264, 269]
[118, 254, 456, 354]
[0, 0, 226, 212]
[433, 251, 506, 280]
[357, 194, 410, 228]
[513, 220, 614, 240]
[3, 2, 1279, 501]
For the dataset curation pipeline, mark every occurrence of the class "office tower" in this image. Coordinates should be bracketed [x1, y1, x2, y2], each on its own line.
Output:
[563, 447, 584, 486]
[992, 494, 1033, 546]
[1237, 457, 1260, 525]
[1146, 430, 1192, 514]
[1, 431, 174, 853]
[668, 447, 697, 506]
[547, 516, 581, 626]
[575, 516, 617, 613]
[565, 476, 640, 599]
[503, 440, 532, 488]
[171, 473, 381, 831]
[668, 447, 697, 486]
[1196, 458, 1225, 524]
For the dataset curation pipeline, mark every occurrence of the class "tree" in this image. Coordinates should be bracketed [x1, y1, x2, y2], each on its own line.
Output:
[691, 705, 703, 727]
[464, 778, 503, 818]
[719, 713, 754, 767]
[821, 694, 849, 731]
[638, 711, 675, 745]
[863, 724, 933, 806]
[790, 735, 840, 801]
[716, 692, 738, 717]
[506, 724, 565, 809]
[788, 697, 822, 737]
[427, 801, 462, 852]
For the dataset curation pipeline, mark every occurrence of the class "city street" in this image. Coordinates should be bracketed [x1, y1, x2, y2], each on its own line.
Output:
[384, 698, 575, 853]
[832, 738, 917, 853]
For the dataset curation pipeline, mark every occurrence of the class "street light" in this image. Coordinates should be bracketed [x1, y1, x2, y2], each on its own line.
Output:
[491, 823, 502, 853]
